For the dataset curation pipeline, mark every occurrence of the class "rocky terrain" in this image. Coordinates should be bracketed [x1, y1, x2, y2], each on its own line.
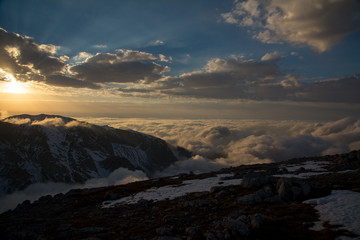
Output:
[0, 114, 187, 195]
[1, 150, 360, 240]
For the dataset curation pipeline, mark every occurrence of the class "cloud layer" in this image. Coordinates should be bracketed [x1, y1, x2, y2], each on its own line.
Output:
[100, 117, 360, 171]
[222, 0, 360, 52]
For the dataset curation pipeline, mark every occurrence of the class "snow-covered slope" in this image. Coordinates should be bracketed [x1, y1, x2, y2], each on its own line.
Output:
[0, 114, 180, 195]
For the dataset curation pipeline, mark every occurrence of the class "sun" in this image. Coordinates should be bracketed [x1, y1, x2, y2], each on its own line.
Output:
[4, 79, 28, 94]
[1, 70, 28, 94]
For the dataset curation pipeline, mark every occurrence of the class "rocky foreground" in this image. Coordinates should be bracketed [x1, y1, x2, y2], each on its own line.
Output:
[1, 151, 360, 240]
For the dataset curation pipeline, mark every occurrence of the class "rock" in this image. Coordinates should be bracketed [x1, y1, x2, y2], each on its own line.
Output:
[223, 216, 249, 236]
[210, 186, 225, 194]
[204, 231, 217, 240]
[38, 195, 52, 203]
[264, 195, 283, 203]
[153, 237, 182, 240]
[277, 178, 293, 201]
[104, 192, 122, 201]
[237, 193, 262, 205]
[156, 226, 173, 236]
[72, 227, 106, 235]
[250, 214, 265, 229]
[138, 199, 153, 208]
[215, 189, 229, 198]
[256, 186, 274, 199]
[299, 182, 311, 197]
[185, 226, 199, 236]
[242, 172, 273, 189]
[228, 210, 246, 220]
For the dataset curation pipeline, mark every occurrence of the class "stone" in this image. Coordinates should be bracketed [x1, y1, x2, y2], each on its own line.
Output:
[250, 214, 264, 229]
[223, 217, 249, 236]
[104, 192, 122, 201]
[242, 172, 267, 188]
[185, 226, 199, 236]
[156, 226, 173, 236]
[204, 232, 217, 240]
[277, 178, 293, 202]
[237, 193, 262, 205]
[256, 186, 274, 199]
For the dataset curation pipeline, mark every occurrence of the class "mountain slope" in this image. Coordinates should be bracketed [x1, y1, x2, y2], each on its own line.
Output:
[0, 114, 181, 195]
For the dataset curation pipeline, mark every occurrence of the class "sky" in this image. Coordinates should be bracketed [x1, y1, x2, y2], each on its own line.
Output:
[0, 0, 360, 120]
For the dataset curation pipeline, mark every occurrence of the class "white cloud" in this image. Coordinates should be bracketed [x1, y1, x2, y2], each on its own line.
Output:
[149, 40, 165, 46]
[93, 44, 107, 49]
[3, 118, 31, 125]
[90, 117, 359, 171]
[261, 51, 283, 61]
[223, 0, 360, 52]
[73, 52, 94, 62]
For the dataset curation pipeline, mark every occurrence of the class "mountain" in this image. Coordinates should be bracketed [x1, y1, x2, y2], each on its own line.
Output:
[0, 114, 184, 195]
[0, 150, 359, 239]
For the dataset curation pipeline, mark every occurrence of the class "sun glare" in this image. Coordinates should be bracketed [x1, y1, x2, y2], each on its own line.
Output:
[1, 70, 28, 94]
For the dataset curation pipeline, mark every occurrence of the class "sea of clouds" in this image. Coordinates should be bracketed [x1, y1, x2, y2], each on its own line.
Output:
[1, 116, 360, 212]
[82, 116, 360, 174]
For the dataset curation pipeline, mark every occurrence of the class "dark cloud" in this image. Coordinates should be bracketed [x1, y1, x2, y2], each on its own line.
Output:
[222, 0, 360, 52]
[155, 57, 286, 99]
[70, 50, 169, 84]
[293, 75, 360, 103]
[115, 55, 360, 103]
[0, 28, 171, 90]
[46, 74, 101, 89]
[0, 27, 65, 77]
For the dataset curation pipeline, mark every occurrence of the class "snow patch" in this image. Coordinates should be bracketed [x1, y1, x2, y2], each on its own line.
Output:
[282, 161, 331, 172]
[103, 173, 242, 207]
[304, 190, 360, 236]
[273, 172, 330, 179]
[112, 143, 149, 170]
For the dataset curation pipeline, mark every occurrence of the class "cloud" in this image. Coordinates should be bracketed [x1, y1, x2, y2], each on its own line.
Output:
[149, 40, 165, 46]
[0, 27, 172, 90]
[223, 0, 360, 52]
[155, 155, 225, 177]
[3, 117, 31, 125]
[261, 51, 283, 62]
[0, 167, 147, 213]
[93, 44, 107, 49]
[100, 117, 360, 171]
[153, 56, 285, 99]
[117, 55, 358, 103]
[45, 74, 101, 89]
[0, 27, 66, 78]
[3, 116, 88, 128]
[70, 49, 170, 84]
[73, 52, 94, 62]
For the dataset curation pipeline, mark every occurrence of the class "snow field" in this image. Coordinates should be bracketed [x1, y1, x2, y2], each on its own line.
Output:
[304, 190, 360, 238]
[102, 174, 242, 207]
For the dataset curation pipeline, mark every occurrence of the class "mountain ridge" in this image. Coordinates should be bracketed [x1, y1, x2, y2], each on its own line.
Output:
[0, 114, 186, 195]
